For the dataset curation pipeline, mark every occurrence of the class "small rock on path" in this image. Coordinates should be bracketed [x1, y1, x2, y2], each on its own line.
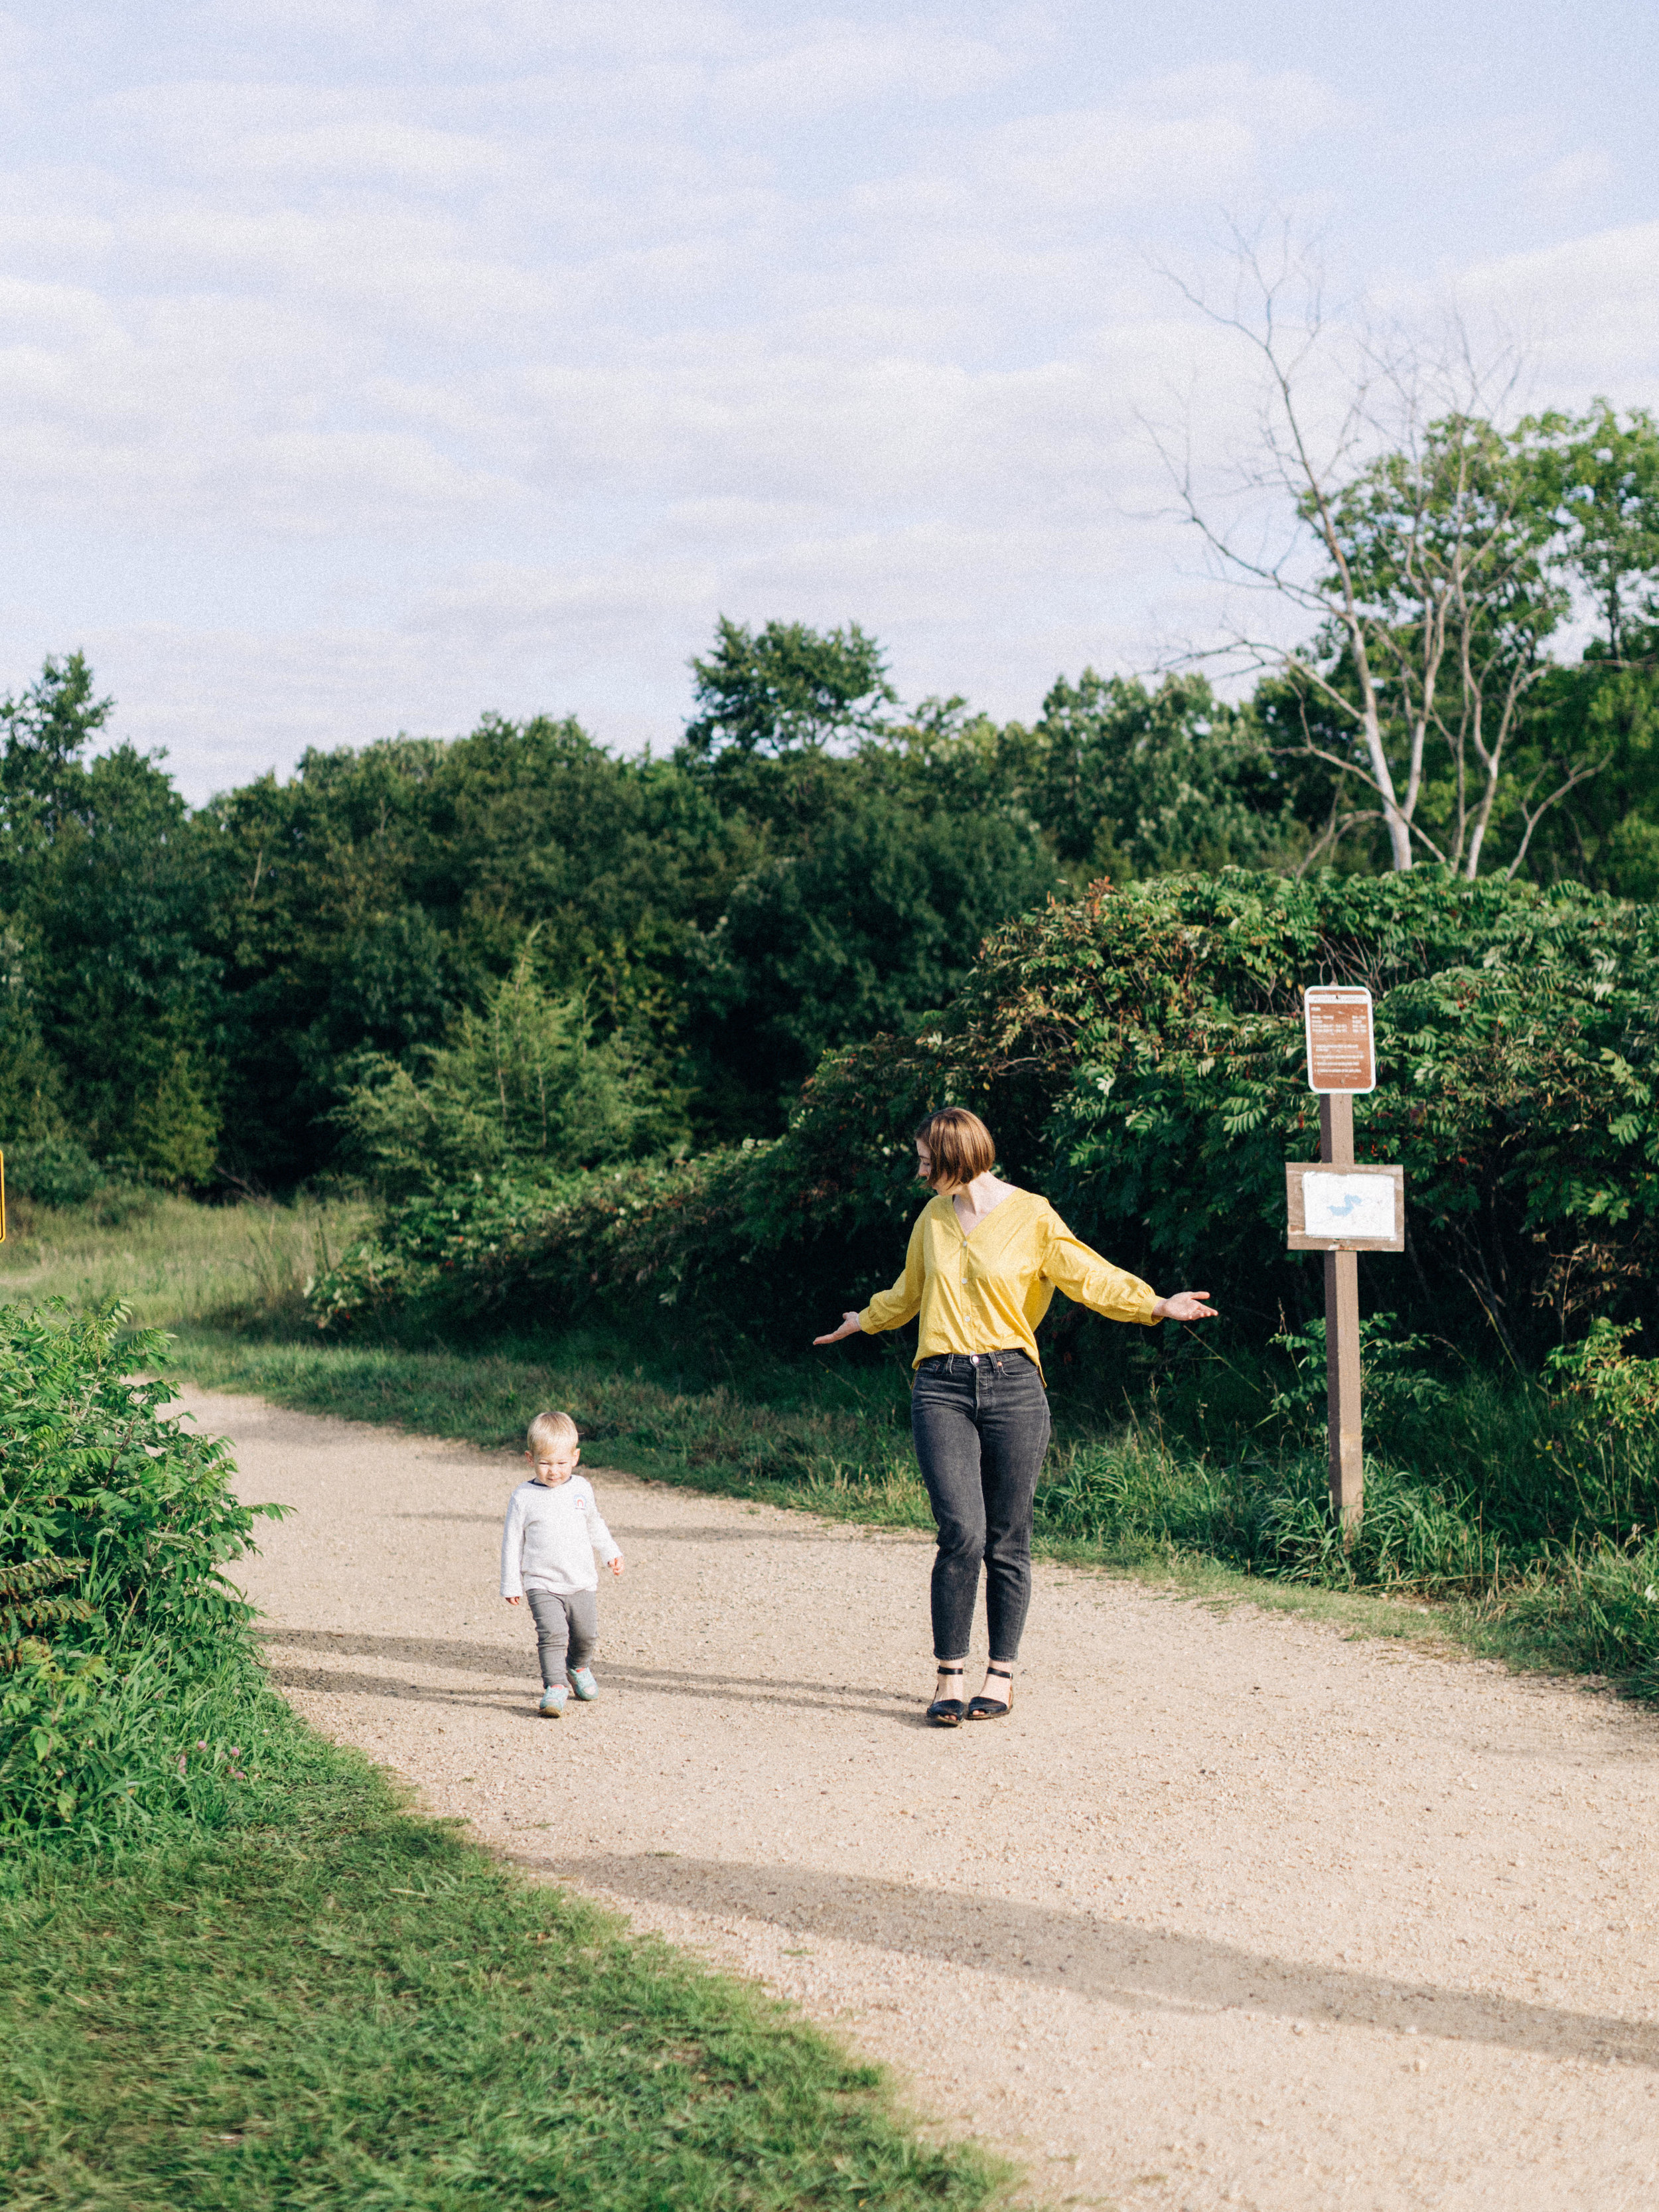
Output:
[202, 1386, 1659, 2209]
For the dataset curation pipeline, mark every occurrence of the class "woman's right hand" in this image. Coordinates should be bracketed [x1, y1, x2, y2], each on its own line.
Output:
[813, 1311, 864, 1347]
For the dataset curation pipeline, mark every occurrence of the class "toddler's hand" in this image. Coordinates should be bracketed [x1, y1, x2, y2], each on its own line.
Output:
[609, 1555, 625, 1578]
[504, 1594, 522, 1605]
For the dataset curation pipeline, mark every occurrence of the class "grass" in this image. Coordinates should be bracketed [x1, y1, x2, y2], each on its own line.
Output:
[0, 1691, 1008, 2212]
[0, 1199, 1009, 2208]
[0, 1190, 372, 1333]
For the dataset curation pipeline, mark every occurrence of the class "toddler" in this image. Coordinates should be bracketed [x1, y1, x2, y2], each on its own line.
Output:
[500, 1410, 624, 1717]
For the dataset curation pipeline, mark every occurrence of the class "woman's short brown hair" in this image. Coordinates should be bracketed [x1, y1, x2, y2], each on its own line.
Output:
[914, 1107, 996, 1188]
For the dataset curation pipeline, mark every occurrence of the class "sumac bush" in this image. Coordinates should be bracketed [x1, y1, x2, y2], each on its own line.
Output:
[0, 1302, 275, 1846]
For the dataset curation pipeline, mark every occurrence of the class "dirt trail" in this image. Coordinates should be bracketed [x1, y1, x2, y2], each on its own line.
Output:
[202, 1384, 1659, 2211]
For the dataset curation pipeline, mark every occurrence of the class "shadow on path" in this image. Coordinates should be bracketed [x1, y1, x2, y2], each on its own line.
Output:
[543, 1850, 1657, 2072]
[258, 1628, 919, 1722]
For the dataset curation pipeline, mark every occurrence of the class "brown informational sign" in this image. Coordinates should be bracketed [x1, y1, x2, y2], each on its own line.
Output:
[1285, 1161, 1405, 1252]
[1303, 985, 1376, 1094]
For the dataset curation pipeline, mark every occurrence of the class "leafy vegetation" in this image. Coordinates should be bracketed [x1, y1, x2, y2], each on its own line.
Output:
[313, 868, 1659, 1374]
[0, 1301, 273, 1846]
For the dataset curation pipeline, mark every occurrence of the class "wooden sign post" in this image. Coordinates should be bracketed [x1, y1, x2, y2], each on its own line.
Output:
[1284, 988, 1403, 1536]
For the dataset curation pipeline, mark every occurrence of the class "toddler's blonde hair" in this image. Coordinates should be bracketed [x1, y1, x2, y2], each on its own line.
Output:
[526, 1410, 580, 1455]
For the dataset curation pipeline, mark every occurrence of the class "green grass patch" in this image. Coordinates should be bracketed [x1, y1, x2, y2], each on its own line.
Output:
[0, 1690, 1009, 2212]
[0, 1192, 372, 1334]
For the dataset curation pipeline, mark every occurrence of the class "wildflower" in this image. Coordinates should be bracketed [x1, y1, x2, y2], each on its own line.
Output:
[196, 1739, 208, 1751]
[177, 1753, 187, 1776]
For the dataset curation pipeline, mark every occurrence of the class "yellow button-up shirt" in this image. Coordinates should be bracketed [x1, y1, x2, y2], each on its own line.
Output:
[858, 1189, 1159, 1377]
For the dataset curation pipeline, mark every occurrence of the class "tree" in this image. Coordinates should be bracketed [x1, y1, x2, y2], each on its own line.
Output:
[129, 1050, 220, 1189]
[0, 653, 115, 908]
[28, 744, 223, 1171]
[194, 716, 744, 1182]
[336, 938, 687, 1198]
[686, 792, 1058, 1131]
[684, 617, 897, 759]
[1031, 671, 1299, 877]
[1155, 238, 1598, 877]
[1526, 402, 1659, 662]
[0, 653, 113, 801]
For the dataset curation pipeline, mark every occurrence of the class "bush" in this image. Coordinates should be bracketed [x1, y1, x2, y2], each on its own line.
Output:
[5, 1138, 105, 1210]
[313, 869, 1659, 1375]
[0, 1301, 275, 1846]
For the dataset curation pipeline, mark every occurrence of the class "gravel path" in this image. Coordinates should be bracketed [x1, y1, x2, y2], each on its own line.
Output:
[204, 1384, 1659, 2210]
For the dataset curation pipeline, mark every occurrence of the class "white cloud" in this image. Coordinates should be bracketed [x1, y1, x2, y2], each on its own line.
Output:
[1460, 220, 1659, 405]
[1522, 145, 1615, 211]
[707, 24, 1017, 116]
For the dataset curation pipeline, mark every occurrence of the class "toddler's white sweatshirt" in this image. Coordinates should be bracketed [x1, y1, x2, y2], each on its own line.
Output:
[500, 1477, 620, 1598]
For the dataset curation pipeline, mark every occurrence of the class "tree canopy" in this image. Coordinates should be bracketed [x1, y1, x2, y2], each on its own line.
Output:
[1, 397, 1656, 1201]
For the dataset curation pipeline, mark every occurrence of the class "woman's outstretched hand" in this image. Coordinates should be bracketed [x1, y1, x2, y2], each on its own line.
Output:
[1152, 1290, 1219, 1323]
[813, 1310, 864, 1347]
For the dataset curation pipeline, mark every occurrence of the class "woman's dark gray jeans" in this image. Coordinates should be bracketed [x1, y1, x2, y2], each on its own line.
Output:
[910, 1349, 1050, 1664]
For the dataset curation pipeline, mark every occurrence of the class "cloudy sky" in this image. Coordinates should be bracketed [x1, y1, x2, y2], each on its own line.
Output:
[1, 1, 1655, 798]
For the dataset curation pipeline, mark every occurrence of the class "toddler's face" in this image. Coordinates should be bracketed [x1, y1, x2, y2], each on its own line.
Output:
[529, 1445, 580, 1486]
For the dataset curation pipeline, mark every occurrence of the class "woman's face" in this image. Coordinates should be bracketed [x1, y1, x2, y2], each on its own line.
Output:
[916, 1140, 951, 1193]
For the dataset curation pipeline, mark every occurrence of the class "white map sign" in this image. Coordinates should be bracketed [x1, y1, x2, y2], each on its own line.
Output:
[1303, 1171, 1396, 1242]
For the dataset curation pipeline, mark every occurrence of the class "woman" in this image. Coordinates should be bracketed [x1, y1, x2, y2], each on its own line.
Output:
[814, 1107, 1216, 1726]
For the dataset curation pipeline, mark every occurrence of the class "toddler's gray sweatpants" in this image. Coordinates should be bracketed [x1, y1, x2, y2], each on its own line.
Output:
[525, 1587, 599, 1686]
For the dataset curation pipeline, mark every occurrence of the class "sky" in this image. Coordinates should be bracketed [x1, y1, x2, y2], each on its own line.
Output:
[0, 1, 1655, 800]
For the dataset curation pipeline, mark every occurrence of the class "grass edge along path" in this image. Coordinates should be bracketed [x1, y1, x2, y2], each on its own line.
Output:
[166, 1328, 1498, 1670]
[1, 1688, 1012, 2212]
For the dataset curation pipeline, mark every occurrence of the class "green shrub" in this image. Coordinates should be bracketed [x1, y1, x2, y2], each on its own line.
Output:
[128, 1050, 220, 1190]
[890, 868, 1659, 1359]
[4, 1138, 104, 1210]
[313, 869, 1659, 1376]
[1034, 1430, 1504, 1594]
[0, 1301, 275, 1846]
[1537, 1317, 1659, 1538]
[1267, 1313, 1455, 1461]
[1494, 1539, 1659, 1683]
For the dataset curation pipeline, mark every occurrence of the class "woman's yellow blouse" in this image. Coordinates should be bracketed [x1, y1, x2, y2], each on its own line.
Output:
[858, 1189, 1159, 1377]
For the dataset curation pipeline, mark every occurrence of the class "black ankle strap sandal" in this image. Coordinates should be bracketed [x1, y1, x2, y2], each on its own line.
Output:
[926, 1666, 967, 1728]
[968, 1664, 1014, 1720]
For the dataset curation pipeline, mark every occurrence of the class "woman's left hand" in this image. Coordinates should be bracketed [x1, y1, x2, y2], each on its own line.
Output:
[1152, 1290, 1219, 1323]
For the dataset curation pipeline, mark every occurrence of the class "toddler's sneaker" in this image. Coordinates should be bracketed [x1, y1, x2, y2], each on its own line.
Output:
[538, 1683, 567, 1718]
[568, 1668, 599, 1702]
